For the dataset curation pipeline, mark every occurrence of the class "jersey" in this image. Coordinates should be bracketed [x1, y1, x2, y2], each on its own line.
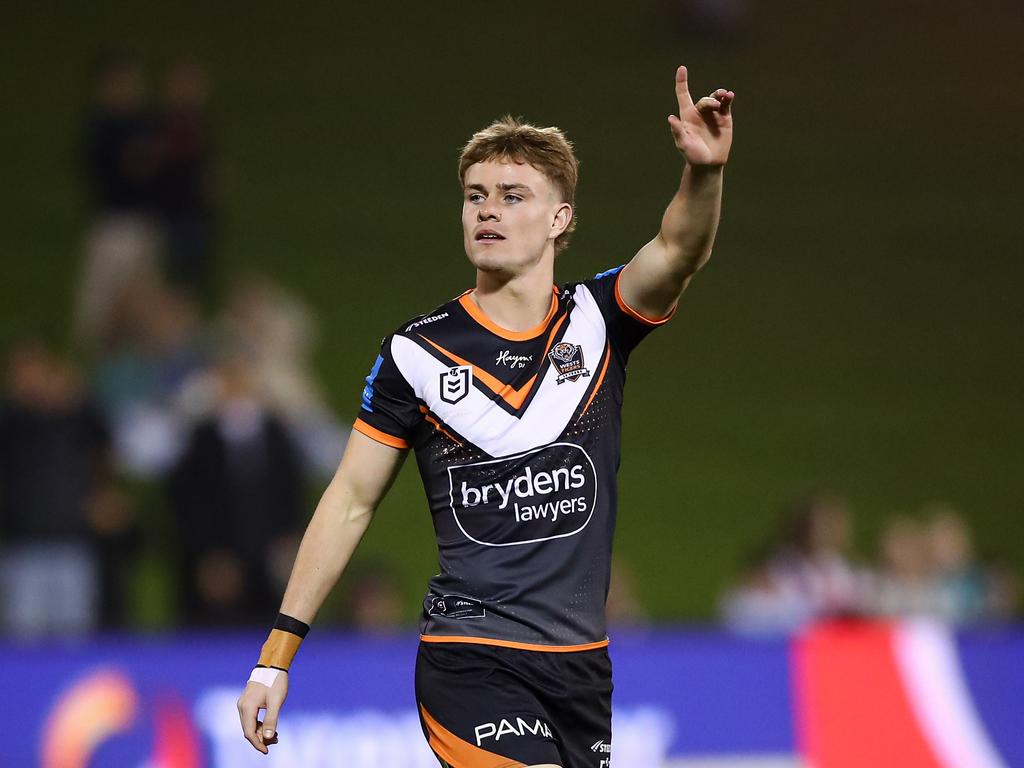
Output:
[353, 265, 673, 650]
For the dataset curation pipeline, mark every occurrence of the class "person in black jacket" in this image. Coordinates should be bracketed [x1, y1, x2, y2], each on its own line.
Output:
[170, 353, 303, 626]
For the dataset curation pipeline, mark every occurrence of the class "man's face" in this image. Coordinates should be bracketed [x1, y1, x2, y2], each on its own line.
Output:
[462, 159, 571, 276]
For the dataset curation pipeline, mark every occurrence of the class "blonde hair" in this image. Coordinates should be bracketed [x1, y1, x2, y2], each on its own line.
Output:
[459, 115, 578, 254]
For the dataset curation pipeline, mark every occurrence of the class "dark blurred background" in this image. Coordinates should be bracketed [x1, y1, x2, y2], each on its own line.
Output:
[1, 0, 1021, 635]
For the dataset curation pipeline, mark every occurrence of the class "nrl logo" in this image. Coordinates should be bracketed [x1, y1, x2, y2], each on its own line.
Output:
[547, 342, 590, 384]
[440, 365, 472, 404]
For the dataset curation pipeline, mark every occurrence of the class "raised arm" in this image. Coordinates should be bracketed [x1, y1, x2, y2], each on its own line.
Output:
[618, 65, 734, 319]
[236, 431, 407, 754]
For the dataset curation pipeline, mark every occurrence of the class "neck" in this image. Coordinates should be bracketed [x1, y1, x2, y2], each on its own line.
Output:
[472, 260, 555, 333]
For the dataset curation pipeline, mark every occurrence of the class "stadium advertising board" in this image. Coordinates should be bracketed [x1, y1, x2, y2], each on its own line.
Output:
[4, 621, 1020, 767]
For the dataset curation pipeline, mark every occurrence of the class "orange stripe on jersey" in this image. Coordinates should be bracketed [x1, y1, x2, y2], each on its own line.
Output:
[419, 705, 526, 768]
[420, 336, 539, 410]
[420, 311, 569, 412]
[352, 418, 410, 449]
[543, 311, 568, 351]
[458, 287, 559, 341]
[614, 269, 677, 326]
[419, 405, 464, 446]
[420, 635, 610, 653]
[578, 342, 611, 419]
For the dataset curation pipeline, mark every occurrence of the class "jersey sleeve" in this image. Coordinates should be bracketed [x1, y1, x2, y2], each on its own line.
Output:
[352, 334, 421, 450]
[585, 265, 676, 358]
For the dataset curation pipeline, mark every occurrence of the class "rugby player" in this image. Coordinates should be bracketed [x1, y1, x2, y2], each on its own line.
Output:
[237, 65, 734, 768]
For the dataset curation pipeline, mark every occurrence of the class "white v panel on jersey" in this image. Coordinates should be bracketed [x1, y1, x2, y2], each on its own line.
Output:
[390, 284, 607, 458]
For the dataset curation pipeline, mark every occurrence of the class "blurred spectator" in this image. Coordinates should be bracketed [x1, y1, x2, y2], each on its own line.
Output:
[720, 546, 815, 634]
[765, 491, 871, 624]
[666, 0, 749, 39]
[83, 52, 159, 215]
[73, 215, 163, 353]
[213, 274, 348, 477]
[92, 282, 206, 477]
[154, 57, 218, 290]
[0, 341, 136, 635]
[871, 515, 947, 619]
[923, 503, 1018, 623]
[337, 561, 405, 631]
[168, 352, 303, 626]
[605, 557, 650, 628]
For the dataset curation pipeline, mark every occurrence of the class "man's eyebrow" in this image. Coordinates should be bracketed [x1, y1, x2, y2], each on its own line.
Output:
[497, 182, 532, 193]
[464, 182, 534, 194]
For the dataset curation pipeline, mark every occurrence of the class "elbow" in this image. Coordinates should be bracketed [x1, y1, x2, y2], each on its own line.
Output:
[655, 236, 710, 280]
[343, 503, 375, 526]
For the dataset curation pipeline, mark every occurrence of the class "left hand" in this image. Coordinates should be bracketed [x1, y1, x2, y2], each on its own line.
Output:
[668, 65, 734, 167]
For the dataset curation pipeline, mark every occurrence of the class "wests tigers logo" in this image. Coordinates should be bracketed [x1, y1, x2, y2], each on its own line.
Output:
[548, 342, 590, 384]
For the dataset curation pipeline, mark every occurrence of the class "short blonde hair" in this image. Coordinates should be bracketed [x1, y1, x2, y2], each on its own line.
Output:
[459, 115, 578, 254]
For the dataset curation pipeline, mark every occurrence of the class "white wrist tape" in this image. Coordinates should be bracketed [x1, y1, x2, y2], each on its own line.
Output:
[248, 667, 281, 688]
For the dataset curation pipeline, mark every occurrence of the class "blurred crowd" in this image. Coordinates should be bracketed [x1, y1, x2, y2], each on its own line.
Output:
[719, 492, 1020, 634]
[0, 54, 1017, 642]
[0, 54, 348, 638]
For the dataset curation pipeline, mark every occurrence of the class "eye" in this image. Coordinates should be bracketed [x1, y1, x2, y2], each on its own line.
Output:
[467, 192, 485, 203]
[503, 194, 522, 204]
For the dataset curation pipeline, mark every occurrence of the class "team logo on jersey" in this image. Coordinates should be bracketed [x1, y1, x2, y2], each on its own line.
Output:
[440, 365, 472, 404]
[548, 342, 590, 384]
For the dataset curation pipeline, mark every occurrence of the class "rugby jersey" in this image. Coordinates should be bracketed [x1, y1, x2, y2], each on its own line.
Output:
[354, 266, 673, 650]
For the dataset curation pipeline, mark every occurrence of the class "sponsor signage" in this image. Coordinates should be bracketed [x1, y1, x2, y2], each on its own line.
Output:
[447, 442, 598, 546]
[2, 624, 1022, 767]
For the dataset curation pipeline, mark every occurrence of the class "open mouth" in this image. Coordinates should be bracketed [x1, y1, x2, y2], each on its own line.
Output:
[475, 230, 506, 242]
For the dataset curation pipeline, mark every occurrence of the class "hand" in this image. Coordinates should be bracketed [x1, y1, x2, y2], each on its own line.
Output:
[667, 66, 734, 167]
[237, 669, 289, 754]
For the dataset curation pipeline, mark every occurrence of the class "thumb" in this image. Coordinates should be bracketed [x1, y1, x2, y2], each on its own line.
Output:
[262, 704, 280, 743]
[263, 671, 288, 741]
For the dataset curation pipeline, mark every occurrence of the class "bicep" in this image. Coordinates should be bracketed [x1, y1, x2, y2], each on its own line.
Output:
[328, 430, 408, 513]
[617, 235, 693, 321]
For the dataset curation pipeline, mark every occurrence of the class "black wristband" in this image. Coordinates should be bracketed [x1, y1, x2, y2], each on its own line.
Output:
[274, 612, 310, 638]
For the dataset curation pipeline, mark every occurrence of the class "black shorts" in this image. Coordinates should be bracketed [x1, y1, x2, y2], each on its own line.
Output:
[415, 640, 613, 768]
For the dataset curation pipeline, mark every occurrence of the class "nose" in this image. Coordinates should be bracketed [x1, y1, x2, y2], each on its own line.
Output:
[477, 203, 499, 222]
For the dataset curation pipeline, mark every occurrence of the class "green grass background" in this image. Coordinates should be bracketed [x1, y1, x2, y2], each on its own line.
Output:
[1, 1, 1021, 623]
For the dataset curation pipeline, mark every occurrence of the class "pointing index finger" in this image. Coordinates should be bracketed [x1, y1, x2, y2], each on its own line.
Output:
[675, 65, 694, 115]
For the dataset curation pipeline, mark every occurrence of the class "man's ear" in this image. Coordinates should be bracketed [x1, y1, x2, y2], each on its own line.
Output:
[550, 202, 573, 240]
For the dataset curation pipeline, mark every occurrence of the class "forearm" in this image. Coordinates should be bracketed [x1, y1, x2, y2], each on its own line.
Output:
[277, 478, 375, 625]
[657, 163, 724, 277]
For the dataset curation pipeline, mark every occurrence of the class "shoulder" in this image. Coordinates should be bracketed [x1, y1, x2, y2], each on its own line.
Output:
[387, 293, 464, 342]
[559, 265, 626, 308]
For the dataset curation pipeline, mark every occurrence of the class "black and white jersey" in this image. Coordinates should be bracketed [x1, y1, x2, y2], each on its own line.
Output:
[354, 265, 672, 650]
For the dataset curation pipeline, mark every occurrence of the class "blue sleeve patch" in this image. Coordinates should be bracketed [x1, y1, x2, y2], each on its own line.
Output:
[360, 354, 385, 413]
[593, 265, 625, 280]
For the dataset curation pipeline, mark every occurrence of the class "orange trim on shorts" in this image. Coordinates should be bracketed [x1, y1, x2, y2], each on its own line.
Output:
[420, 704, 526, 768]
[458, 287, 559, 341]
[613, 269, 677, 326]
[420, 635, 610, 653]
[352, 418, 409, 449]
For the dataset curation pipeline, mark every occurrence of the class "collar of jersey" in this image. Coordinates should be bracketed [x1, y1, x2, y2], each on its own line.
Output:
[458, 286, 559, 342]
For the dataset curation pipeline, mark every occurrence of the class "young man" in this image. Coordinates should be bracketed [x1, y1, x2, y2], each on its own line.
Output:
[237, 65, 734, 768]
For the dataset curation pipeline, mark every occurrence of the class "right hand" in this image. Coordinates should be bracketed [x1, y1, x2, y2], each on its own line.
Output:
[237, 670, 289, 754]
